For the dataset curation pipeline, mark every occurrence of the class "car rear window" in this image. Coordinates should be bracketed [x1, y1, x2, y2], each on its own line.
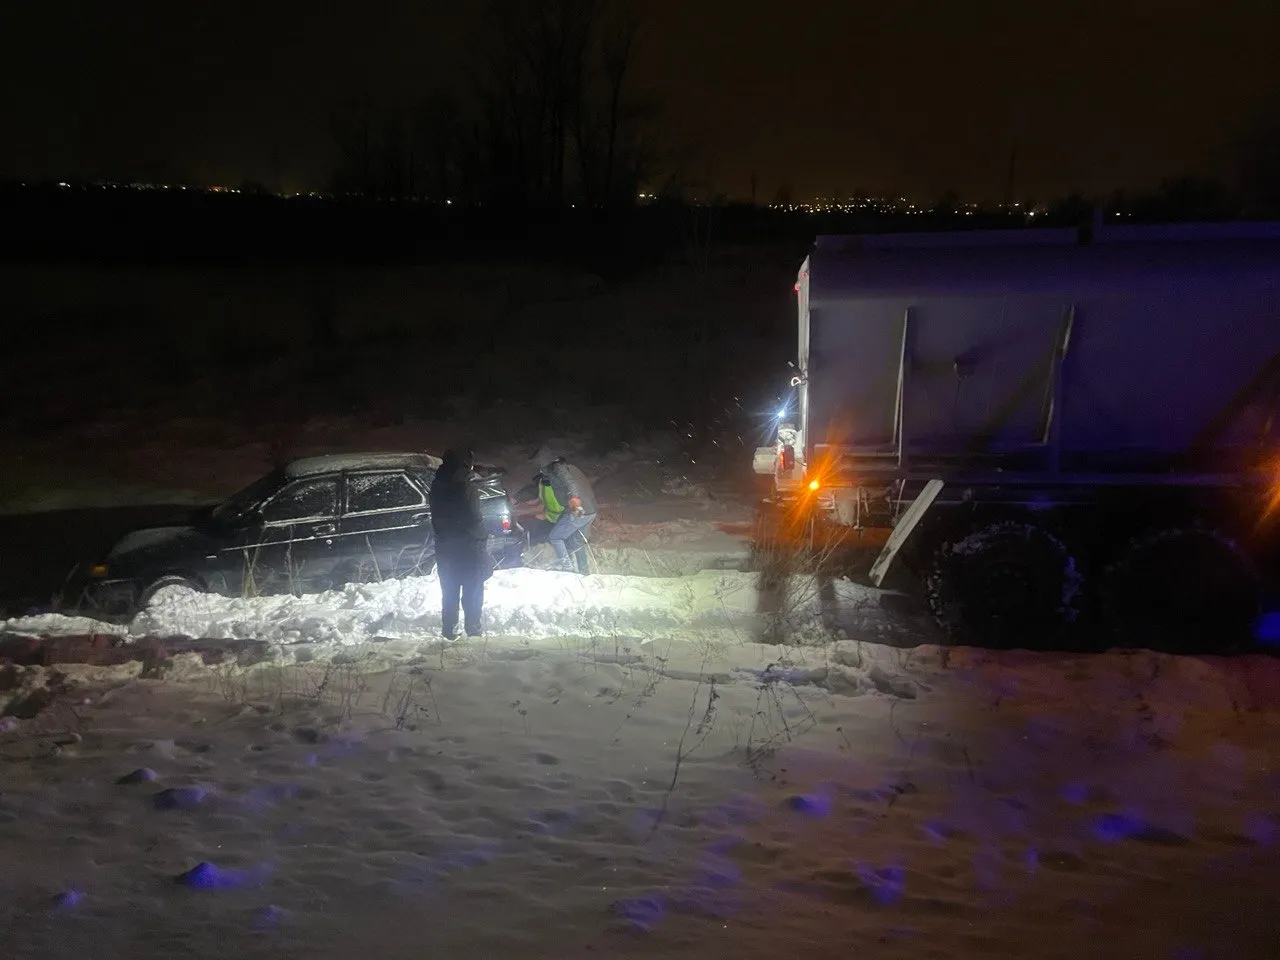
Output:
[346, 472, 426, 514]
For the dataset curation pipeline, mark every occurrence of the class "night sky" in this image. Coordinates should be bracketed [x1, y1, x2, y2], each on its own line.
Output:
[2, 0, 1277, 201]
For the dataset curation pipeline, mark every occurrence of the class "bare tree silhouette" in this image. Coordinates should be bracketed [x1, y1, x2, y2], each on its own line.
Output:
[330, 0, 659, 209]
[573, 5, 658, 207]
[329, 93, 376, 196]
[416, 89, 465, 202]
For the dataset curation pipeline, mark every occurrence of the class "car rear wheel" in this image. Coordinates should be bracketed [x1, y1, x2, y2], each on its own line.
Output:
[139, 574, 202, 609]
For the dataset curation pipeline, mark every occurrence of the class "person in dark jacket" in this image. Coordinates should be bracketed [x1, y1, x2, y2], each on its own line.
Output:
[429, 447, 490, 639]
[516, 448, 598, 574]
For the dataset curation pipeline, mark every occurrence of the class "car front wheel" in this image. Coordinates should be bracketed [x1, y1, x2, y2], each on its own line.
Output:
[138, 574, 202, 610]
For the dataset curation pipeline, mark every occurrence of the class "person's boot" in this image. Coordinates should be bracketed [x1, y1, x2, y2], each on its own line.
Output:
[573, 548, 591, 575]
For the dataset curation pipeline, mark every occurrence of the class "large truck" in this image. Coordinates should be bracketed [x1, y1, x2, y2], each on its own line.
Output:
[753, 221, 1280, 649]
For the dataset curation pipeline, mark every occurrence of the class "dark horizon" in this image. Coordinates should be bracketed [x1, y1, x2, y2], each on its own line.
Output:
[2, 1, 1279, 204]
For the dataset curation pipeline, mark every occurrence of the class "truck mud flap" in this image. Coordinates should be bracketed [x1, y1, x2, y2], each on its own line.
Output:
[868, 479, 945, 587]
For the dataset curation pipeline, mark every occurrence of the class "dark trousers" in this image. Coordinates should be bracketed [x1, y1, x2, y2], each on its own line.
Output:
[548, 512, 596, 573]
[437, 550, 486, 637]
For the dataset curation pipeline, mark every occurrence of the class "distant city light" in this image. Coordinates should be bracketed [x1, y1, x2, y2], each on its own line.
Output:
[12, 180, 1048, 219]
[765, 195, 1045, 218]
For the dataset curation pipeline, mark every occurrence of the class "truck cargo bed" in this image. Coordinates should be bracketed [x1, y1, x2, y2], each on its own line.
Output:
[794, 224, 1280, 475]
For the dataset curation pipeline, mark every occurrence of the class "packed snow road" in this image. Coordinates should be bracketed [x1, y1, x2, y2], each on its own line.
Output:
[1, 568, 931, 651]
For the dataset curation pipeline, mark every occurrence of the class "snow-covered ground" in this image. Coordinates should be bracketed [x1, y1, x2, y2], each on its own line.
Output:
[2, 628, 1278, 959]
[3, 567, 927, 654]
[3, 411, 1278, 956]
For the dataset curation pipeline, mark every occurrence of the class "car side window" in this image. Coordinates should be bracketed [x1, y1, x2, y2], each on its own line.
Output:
[346, 472, 425, 514]
[260, 477, 339, 524]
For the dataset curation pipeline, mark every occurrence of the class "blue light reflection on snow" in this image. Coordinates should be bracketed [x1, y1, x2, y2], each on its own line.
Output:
[854, 861, 906, 905]
[252, 904, 285, 933]
[613, 894, 666, 933]
[785, 790, 833, 818]
[175, 861, 274, 890]
[51, 888, 85, 910]
[1243, 813, 1278, 847]
[1091, 811, 1152, 843]
[1251, 610, 1280, 645]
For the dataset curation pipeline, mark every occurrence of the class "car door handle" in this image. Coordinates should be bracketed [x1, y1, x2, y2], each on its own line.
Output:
[311, 522, 336, 536]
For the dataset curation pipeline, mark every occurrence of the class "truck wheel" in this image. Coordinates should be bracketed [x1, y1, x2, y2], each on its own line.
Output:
[926, 522, 1082, 648]
[1101, 527, 1259, 653]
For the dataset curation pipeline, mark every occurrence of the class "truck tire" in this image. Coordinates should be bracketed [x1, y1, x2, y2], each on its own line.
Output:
[926, 521, 1082, 648]
[1101, 526, 1259, 653]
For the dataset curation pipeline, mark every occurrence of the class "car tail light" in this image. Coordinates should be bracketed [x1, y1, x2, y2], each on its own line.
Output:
[501, 517, 511, 532]
[779, 445, 795, 471]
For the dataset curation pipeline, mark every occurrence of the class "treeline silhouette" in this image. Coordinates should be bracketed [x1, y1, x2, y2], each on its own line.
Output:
[1, 174, 1276, 275]
[0, 183, 1023, 273]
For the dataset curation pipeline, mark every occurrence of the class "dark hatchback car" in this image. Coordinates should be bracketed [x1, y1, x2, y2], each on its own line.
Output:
[77, 453, 527, 615]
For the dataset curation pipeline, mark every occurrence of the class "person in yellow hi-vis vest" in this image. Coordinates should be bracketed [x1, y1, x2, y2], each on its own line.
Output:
[516, 448, 598, 574]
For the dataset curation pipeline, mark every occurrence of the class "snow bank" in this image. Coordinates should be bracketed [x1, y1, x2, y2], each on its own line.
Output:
[3, 569, 910, 649]
[1, 612, 132, 639]
[130, 570, 771, 646]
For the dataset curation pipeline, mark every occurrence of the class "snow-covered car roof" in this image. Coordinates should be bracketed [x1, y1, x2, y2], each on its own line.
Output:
[284, 452, 444, 478]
